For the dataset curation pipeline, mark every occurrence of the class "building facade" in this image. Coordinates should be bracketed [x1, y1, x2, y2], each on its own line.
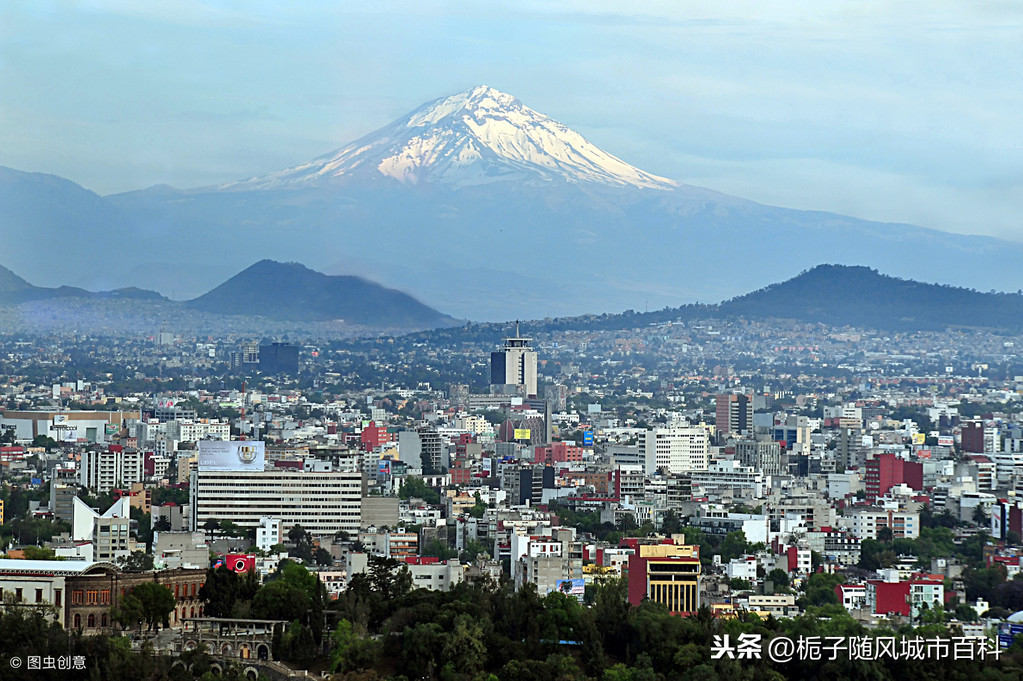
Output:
[191, 469, 363, 537]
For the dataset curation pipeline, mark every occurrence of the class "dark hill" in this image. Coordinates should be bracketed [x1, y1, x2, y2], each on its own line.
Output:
[416, 264, 1023, 339]
[185, 260, 458, 328]
[0, 263, 166, 304]
[717, 264, 1023, 330]
[0, 264, 34, 293]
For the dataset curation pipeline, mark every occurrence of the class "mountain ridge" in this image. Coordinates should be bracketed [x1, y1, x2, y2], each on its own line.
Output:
[5, 87, 1023, 319]
[407, 264, 1023, 338]
[185, 260, 457, 327]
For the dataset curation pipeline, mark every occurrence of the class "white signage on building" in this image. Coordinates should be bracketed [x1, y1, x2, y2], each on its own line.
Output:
[198, 440, 265, 471]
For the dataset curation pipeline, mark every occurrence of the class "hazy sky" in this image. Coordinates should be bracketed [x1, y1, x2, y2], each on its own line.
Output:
[2, 1, 1022, 240]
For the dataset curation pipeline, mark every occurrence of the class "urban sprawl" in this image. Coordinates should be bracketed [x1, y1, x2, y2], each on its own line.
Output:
[2, 318, 1023, 679]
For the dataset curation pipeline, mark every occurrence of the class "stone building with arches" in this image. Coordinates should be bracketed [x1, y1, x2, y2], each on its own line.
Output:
[64, 565, 205, 633]
[181, 618, 285, 663]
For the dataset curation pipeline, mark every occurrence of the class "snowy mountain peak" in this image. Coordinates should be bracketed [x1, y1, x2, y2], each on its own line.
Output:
[221, 86, 677, 191]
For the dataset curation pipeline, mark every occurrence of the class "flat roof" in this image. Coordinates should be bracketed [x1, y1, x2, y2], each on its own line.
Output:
[0, 559, 117, 576]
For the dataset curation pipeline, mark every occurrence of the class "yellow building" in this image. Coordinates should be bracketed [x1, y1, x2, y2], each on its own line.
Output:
[626, 542, 702, 614]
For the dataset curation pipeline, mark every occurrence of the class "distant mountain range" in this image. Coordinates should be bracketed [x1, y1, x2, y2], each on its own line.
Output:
[427, 265, 1023, 337]
[715, 264, 1023, 331]
[0, 261, 165, 305]
[3, 262, 1021, 336]
[3, 85, 1023, 320]
[0, 260, 455, 331]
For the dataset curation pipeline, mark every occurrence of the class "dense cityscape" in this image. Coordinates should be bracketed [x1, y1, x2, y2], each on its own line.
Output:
[4, 6, 1022, 681]
[2, 313, 1023, 680]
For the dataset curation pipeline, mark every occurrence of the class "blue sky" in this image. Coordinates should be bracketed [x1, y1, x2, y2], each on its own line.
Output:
[2, 1, 1021, 240]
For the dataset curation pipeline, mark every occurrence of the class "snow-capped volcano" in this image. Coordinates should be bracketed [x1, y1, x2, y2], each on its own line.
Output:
[221, 85, 677, 190]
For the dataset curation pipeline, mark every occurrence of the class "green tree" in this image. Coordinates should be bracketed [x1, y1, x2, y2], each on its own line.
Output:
[467, 492, 487, 519]
[251, 580, 311, 623]
[441, 614, 488, 676]
[399, 477, 441, 504]
[131, 582, 176, 631]
[202, 519, 220, 542]
[117, 551, 155, 573]
[22, 546, 58, 560]
[798, 572, 844, 608]
[421, 538, 457, 560]
[219, 519, 248, 539]
[198, 566, 241, 618]
[719, 531, 748, 562]
[111, 593, 145, 632]
[459, 539, 490, 563]
[661, 510, 682, 535]
[768, 568, 790, 589]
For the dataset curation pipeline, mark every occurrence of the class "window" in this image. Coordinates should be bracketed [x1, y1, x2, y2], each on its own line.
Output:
[87, 614, 95, 628]
[54, 590, 62, 607]
[35, 589, 43, 604]
[15, 588, 22, 602]
[86, 590, 98, 605]
[100, 590, 110, 605]
[72, 591, 83, 605]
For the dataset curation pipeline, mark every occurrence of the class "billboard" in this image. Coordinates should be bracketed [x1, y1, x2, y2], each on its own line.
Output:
[105, 423, 119, 436]
[50, 415, 78, 442]
[198, 440, 265, 472]
[555, 578, 586, 602]
[938, 435, 955, 447]
[514, 428, 531, 440]
[225, 553, 256, 574]
[911, 433, 926, 445]
[582, 430, 594, 447]
[999, 623, 1023, 649]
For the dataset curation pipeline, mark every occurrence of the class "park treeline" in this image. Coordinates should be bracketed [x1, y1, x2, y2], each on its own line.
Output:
[3, 556, 1023, 681]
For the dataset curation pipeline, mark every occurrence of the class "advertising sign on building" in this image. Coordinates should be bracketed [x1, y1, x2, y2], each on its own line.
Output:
[225, 553, 256, 573]
[555, 578, 586, 602]
[582, 430, 594, 447]
[198, 440, 265, 471]
[514, 428, 531, 440]
[50, 415, 78, 442]
[938, 435, 955, 447]
[911, 433, 926, 445]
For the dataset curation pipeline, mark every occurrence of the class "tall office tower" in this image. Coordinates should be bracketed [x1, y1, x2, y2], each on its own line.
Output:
[490, 322, 538, 397]
[258, 342, 299, 375]
[715, 393, 753, 439]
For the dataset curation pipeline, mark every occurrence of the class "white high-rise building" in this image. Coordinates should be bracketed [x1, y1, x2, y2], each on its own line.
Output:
[490, 323, 538, 397]
[191, 469, 364, 537]
[79, 449, 144, 493]
[639, 427, 710, 474]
